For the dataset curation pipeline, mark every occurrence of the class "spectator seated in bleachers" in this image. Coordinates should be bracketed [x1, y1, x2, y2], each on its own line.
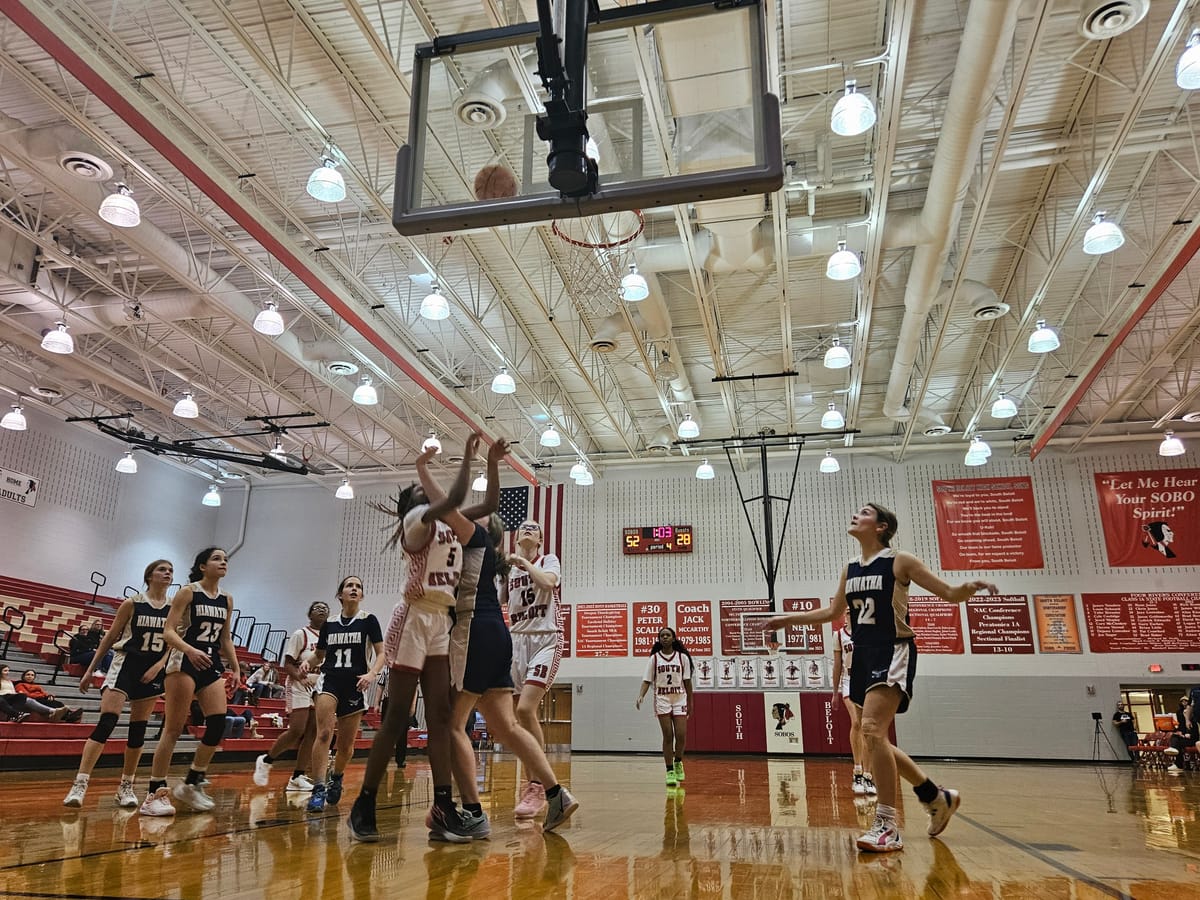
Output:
[1, 664, 70, 722]
[190, 699, 257, 741]
[246, 662, 281, 700]
[69, 622, 112, 674]
[16, 668, 83, 722]
[1166, 695, 1198, 775]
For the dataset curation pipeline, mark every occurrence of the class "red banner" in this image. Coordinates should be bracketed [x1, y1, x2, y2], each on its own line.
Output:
[965, 595, 1035, 654]
[781, 599, 825, 654]
[908, 596, 964, 654]
[931, 477, 1044, 570]
[1093, 469, 1200, 566]
[718, 598, 771, 655]
[632, 601, 668, 655]
[1082, 592, 1200, 652]
[559, 603, 572, 658]
[1033, 595, 1080, 653]
[674, 600, 713, 656]
[574, 603, 628, 657]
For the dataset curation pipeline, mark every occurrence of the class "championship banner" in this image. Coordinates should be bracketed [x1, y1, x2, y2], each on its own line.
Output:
[632, 601, 668, 655]
[1093, 469, 1200, 566]
[0, 466, 39, 508]
[965, 595, 1035, 654]
[573, 603, 628, 657]
[719, 598, 771, 655]
[674, 600, 713, 656]
[1033, 594, 1081, 653]
[1082, 592, 1200, 653]
[931, 477, 1044, 570]
[908, 596, 964, 654]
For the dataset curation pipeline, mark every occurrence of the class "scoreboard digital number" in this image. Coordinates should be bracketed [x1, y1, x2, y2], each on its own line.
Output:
[622, 525, 694, 555]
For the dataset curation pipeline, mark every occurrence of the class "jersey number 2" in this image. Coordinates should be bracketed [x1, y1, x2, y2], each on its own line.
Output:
[853, 596, 877, 626]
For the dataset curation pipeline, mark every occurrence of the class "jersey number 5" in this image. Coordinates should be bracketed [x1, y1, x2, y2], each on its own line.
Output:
[139, 632, 164, 653]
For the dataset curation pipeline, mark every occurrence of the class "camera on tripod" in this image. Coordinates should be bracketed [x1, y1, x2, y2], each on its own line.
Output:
[1091, 711, 1103, 721]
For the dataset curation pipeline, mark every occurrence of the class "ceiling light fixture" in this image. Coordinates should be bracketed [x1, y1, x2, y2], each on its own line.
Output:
[821, 402, 845, 430]
[1082, 211, 1124, 255]
[98, 183, 141, 227]
[540, 425, 561, 447]
[422, 432, 442, 454]
[40, 322, 74, 354]
[172, 391, 199, 419]
[491, 367, 516, 395]
[991, 392, 1017, 419]
[306, 157, 346, 203]
[202, 484, 221, 507]
[826, 241, 862, 281]
[823, 335, 851, 369]
[419, 283, 450, 321]
[1177, 28, 1200, 89]
[1, 404, 27, 431]
[269, 439, 287, 461]
[677, 414, 700, 439]
[569, 459, 587, 481]
[830, 79, 876, 137]
[621, 264, 649, 302]
[472, 471, 488, 492]
[695, 458, 715, 480]
[1027, 319, 1060, 354]
[335, 477, 355, 499]
[964, 435, 990, 466]
[253, 300, 284, 336]
[1159, 430, 1185, 457]
[352, 375, 378, 405]
[575, 467, 594, 486]
[819, 449, 840, 473]
[115, 451, 138, 474]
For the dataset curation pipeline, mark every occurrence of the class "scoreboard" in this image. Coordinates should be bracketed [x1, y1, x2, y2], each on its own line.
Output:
[622, 525, 694, 555]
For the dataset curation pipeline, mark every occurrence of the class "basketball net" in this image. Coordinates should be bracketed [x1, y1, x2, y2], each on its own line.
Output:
[550, 209, 645, 317]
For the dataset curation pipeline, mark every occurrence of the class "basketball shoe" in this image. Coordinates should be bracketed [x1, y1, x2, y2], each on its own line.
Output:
[115, 778, 139, 809]
[924, 787, 960, 836]
[856, 817, 903, 853]
[63, 775, 89, 808]
[348, 794, 379, 842]
[543, 787, 579, 833]
[514, 781, 547, 818]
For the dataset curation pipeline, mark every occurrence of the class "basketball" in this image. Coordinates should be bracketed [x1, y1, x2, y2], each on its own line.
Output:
[474, 164, 519, 200]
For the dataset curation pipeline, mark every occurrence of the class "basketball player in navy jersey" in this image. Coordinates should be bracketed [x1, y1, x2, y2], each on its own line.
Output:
[64, 559, 172, 808]
[306, 576, 385, 811]
[766, 503, 997, 852]
[141, 547, 241, 816]
[419, 437, 579, 837]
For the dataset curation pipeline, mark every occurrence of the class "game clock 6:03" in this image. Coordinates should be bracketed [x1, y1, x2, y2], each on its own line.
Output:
[622, 525, 694, 555]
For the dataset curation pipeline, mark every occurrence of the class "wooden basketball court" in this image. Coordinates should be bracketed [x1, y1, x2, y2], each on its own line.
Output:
[2, 754, 1197, 899]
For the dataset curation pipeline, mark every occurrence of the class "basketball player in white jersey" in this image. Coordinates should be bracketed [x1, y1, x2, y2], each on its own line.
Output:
[831, 617, 875, 796]
[253, 601, 328, 790]
[503, 518, 563, 818]
[635, 627, 693, 788]
[348, 434, 479, 843]
[766, 502, 997, 853]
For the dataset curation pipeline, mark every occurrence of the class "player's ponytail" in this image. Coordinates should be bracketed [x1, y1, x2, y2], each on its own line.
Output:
[487, 514, 510, 579]
[370, 484, 424, 551]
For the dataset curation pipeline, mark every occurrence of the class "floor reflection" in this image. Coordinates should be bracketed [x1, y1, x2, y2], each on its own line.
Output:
[0, 755, 1197, 898]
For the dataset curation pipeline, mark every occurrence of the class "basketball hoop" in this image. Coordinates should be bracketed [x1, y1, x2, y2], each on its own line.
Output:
[549, 209, 645, 317]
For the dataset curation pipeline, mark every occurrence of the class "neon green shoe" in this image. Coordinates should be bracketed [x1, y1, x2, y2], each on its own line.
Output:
[673, 760, 685, 783]
[666, 768, 678, 788]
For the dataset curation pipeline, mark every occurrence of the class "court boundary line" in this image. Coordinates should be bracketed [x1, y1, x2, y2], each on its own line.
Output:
[958, 812, 1134, 900]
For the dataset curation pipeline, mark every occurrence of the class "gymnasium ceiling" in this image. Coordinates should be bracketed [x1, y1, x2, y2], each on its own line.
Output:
[1, 0, 1199, 490]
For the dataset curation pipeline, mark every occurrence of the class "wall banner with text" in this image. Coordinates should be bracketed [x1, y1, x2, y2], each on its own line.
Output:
[1082, 592, 1200, 653]
[0, 466, 39, 508]
[931, 477, 1044, 570]
[965, 595, 1035, 654]
[1033, 595, 1081, 653]
[781, 599, 825, 654]
[674, 600, 713, 656]
[632, 602, 668, 656]
[559, 604, 572, 658]
[908, 596, 964, 654]
[574, 603, 629, 657]
[719, 598, 772, 655]
[1093, 468, 1200, 566]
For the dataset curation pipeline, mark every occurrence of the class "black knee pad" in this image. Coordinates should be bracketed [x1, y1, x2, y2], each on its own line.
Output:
[202, 713, 227, 746]
[89, 712, 120, 745]
[126, 719, 149, 749]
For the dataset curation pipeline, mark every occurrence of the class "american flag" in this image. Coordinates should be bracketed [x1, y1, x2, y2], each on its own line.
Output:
[498, 484, 564, 556]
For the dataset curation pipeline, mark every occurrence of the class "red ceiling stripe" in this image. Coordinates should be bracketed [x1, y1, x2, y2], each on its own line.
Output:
[4, 0, 537, 485]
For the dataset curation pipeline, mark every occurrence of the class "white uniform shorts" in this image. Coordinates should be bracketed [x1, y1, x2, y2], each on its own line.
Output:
[510, 631, 561, 693]
[384, 598, 452, 673]
[285, 676, 317, 713]
[654, 692, 688, 717]
[839, 674, 851, 698]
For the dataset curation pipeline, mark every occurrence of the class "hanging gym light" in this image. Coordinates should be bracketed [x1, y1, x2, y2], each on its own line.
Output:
[1082, 212, 1124, 255]
[40, 322, 74, 354]
[1159, 431, 1185, 457]
[825, 241, 862, 281]
[830, 80, 876, 137]
[540, 425, 561, 447]
[202, 484, 221, 507]
[98, 184, 141, 228]
[306, 157, 346, 203]
[821, 402, 845, 430]
[1177, 29, 1200, 89]
[991, 392, 1017, 419]
[419, 284, 450, 321]
[491, 367, 516, 395]
[335, 477, 355, 499]
[422, 432, 442, 454]
[1027, 319, 1060, 354]
[819, 449, 841, 473]
[823, 336, 851, 369]
[569, 459, 587, 481]
[253, 300, 284, 336]
[173, 391, 199, 419]
[677, 414, 700, 439]
[695, 459, 715, 480]
[115, 451, 138, 474]
[621, 264, 649, 302]
[1, 404, 27, 431]
[352, 375, 378, 405]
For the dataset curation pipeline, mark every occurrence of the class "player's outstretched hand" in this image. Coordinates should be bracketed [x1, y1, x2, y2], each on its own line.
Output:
[967, 580, 999, 596]
[464, 432, 482, 460]
[417, 444, 438, 465]
[763, 615, 791, 632]
[488, 437, 510, 462]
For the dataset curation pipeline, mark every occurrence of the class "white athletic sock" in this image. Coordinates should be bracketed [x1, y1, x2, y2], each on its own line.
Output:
[853, 765, 863, 775]
[876, 803, 898, 825]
